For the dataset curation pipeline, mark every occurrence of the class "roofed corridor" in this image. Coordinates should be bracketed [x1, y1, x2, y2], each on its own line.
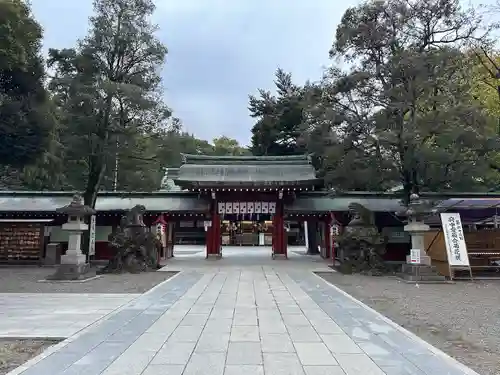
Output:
[9, 248, 477, 375]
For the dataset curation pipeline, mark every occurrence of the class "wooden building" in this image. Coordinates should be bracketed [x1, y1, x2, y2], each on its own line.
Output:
[0, 154, 412, 264]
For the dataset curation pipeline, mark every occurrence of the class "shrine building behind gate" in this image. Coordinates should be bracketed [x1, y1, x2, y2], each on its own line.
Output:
[174, 154, 322, 258]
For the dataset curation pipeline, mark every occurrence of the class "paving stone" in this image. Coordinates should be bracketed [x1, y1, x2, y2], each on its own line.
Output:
[294, 342, 338, 366]
[195, 332, 230, 352]
[309, 319, 344, 334]
[278, 304, 303, 314]
[203, 318, 233, 333]
[260, 333, 295, 353]
[224, 364, 265, 375]
[263, 352, 306, 375]
[320, 334, 363, 354]
[169, 325, 204, 342]
[183, 352, 226, 375]
[230, 325, 260, 341]
[141, 364, 185, 375]
[226, 342, 263, 365]
[189, 303, 214, 314]
[19, 351, 84, 375]
[402, 352, 467, 375]
[303, 366, 347, 375]
[260, 320, 288, 334]
[130, 332, 170, 350]
[334, 353, 386, 375]
[282, 313, 311, 326]
[380, 363, 427, 375]
[233, 312, 258, 325]
[288, 325, 321, 342]
[209, 308, 234, 319]
[100, 349, 157, 374]
[150, 341, 195, 365]
[180, 313, 209, 326]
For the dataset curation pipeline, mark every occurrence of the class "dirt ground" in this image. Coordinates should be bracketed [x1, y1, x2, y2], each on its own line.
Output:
[0, 267, 177, 293]
[317, 272, 500, 375]
[0, 339, 60, 375]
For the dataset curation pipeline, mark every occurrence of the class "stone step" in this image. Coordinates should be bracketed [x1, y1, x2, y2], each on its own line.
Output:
[401, 264, 440, 274]
[398, 273, 447, 282]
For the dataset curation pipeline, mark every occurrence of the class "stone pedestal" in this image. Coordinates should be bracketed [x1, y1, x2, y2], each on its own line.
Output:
[399, 264, 446, 283]
[44, 243, 61, 266]
[404, 221, 432, 266]
[401, 221, 445, 282]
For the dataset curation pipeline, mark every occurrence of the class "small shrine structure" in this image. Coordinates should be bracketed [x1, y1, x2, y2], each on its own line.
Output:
[174, 154, 322, 258]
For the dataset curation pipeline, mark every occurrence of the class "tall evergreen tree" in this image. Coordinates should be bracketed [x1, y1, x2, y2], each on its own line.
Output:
[0, 0, 55, 168]
[48, 0, 169, 205]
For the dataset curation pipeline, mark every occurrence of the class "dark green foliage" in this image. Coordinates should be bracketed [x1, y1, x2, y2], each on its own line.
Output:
[0, 0, 54, 167]
[249, 69, 308, 156]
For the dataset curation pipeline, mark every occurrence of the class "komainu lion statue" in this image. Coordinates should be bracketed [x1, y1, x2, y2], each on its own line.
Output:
[336, 202, 387, 275]
[99, 205, 161, 274]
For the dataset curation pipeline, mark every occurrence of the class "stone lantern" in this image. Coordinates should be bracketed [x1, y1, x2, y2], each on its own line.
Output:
[49, 195, 96, 280]
[404, 193, 432, 265]
[401, 193, 445, 282]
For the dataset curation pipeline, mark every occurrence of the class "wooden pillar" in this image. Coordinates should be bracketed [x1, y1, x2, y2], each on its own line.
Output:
[306, 217, 320, 254]
[273, 201, 287, 258]
[213, 208, 221, 256]
[206, 212, 213, 257]
[324, 217, 332, 259]
[166, 221, 174, 258]
[206, 200, 220, 258]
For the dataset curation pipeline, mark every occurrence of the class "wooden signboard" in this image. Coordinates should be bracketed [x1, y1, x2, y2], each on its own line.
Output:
[0, 223, 43, 263]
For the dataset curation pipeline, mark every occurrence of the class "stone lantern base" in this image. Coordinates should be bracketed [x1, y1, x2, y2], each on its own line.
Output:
[47, 259, 95, 281]
[399, 264, 446, 283]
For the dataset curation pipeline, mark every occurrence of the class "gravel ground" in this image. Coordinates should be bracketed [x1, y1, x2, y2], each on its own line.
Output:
[0, 339, 60, 375]
[0, 267, 177, 294]
[317, 272, 500, 375]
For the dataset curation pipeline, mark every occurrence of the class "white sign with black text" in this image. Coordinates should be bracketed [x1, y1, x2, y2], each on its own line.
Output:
[88, 215, 96, 256]
[410, 249, 421, 264]
[440, 213, 469, 267]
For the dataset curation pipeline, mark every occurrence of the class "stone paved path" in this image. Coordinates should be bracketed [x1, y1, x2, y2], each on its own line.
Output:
[0, 294, 138, 338]
[7, 249, 479, 375]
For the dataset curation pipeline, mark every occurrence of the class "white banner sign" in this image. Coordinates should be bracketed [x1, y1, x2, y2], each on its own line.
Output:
[217, 201, 277, 215]
[440, 213, 469, 266]
[88, 215, 96, 256]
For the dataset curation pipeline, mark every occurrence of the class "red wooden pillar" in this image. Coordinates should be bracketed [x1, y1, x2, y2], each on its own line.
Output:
[273, 201, 287, 258]
[213, 208, 221, 256]
[206, 200, 221, 258]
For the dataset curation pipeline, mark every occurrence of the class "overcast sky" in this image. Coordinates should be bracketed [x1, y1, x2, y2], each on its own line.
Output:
[30, 0, 491, 146]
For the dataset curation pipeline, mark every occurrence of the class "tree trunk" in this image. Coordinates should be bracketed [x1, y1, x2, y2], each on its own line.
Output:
[306, 220, 319, 254]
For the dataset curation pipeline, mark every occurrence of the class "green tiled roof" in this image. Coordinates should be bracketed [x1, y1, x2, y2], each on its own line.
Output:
[285, 196, 406, 213]
[175, 154, 321, 187]
[0, 191, 208, 213]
